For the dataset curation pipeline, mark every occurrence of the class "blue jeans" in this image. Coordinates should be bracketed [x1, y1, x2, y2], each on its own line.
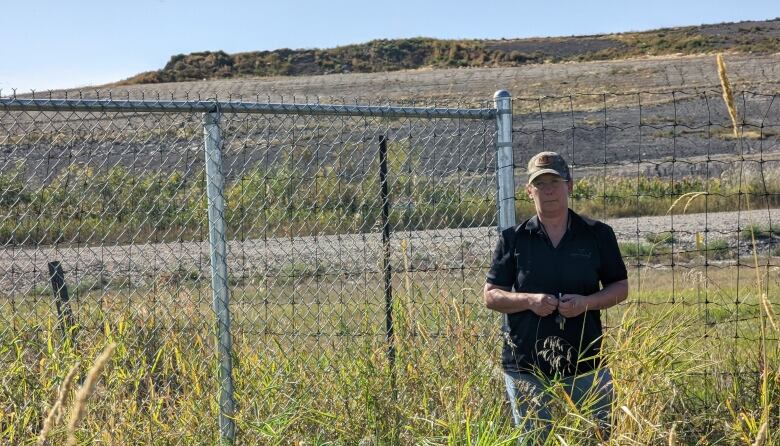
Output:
[503, 368, 613, 444]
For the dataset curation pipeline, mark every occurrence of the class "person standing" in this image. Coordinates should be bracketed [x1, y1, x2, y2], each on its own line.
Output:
[483, 151, 628, 442]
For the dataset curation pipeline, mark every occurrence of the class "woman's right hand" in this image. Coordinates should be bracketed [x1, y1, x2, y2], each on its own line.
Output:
[527, 293, 559, 316]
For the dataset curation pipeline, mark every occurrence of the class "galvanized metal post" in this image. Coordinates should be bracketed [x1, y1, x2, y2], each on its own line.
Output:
[203, 110, 236, 445]
[494, 90, 515, 339]
[494, 90, 516, 231]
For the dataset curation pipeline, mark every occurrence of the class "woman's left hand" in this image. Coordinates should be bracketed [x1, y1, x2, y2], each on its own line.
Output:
[558, 294, 588, 317]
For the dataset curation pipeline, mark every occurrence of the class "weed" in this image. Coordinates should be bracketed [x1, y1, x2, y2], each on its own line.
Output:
[741, 223, 777, 241]
[701, 238, 731, 259]
[717, 54, 739, 138]
[645, 231, 675, 245]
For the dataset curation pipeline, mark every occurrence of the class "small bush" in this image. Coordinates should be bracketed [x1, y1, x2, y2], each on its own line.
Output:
[645, 231, 676, 245]
[740, 223, 777, 241]
[619, 241, 655, 258]
[701, 238, 731, 260]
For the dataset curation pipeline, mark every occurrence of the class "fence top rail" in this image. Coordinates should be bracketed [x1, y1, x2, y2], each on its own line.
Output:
[0, 97, 497, 120]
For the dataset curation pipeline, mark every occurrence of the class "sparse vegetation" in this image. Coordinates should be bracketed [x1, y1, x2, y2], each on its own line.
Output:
[619, 241, 657, 258]
[115, 19, 780, 85]
[2, 165, 777, 247]
[741, 222, 778, 240]
[701, 238, 732, 259]
[120, 39, 544, 84]
[645, 230, 675, 245]
[567, 173, 780, 220]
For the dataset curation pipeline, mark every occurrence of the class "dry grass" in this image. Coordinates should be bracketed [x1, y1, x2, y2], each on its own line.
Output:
[37, 362, 79, 446]
[65, 343, 116, 446]
[0, 262, 777, 444]
[717, 53, 740, 138]
[754, 421, 768, 446]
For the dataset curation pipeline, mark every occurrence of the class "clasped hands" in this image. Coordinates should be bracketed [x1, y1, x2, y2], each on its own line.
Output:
[528, 293, 588, 318]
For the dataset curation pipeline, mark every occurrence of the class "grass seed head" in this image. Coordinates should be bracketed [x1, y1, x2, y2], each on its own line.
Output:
[37, 361, 81, 446]
[753, 421, 768, 446]
[717, 53, 739, 137]
[65, 343, 116, 446]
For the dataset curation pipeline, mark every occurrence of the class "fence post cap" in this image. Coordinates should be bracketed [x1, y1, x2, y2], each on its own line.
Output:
[493, 90, 511, 99]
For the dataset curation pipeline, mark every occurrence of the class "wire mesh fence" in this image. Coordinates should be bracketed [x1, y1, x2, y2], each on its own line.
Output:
[1, 87, 779, 444]
[510, 90, 779, 337]
[0, 94, 501, 444]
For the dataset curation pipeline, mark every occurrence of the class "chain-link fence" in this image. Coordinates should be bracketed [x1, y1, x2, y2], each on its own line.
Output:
[1, 87, 779, 444]
[510, 89, 779, 332]
[0, 94, 501, 445]
[511, 89, 779, 442]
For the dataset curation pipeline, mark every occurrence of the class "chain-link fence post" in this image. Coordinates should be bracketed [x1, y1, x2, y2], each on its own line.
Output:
[494, 90, 515, 230]
[494, 90, 515, 337]
[203, 109, 236, 445]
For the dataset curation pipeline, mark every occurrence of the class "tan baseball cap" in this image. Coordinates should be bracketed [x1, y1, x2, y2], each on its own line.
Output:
[527, 151, 571, 184]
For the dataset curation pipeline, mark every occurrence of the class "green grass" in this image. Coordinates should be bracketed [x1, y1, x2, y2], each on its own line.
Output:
[702, 238, 732, 260]
[618, 237, 739, 264]
[741, 222, 778, 241]
[644, 230, 675, 245]
[618, 241, 657, 258]
[2, 261, 779, 445]
[567, 174, 780, 219]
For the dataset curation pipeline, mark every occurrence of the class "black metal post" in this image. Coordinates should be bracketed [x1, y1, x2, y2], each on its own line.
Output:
[48, 261, 75, 340]
[378, 134, 398, 425]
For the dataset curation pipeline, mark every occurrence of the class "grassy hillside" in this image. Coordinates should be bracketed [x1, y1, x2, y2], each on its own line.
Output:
[118, 18, 780, 85]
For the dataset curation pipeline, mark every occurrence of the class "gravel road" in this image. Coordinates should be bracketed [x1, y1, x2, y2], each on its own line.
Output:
[1, 208, 776, 296]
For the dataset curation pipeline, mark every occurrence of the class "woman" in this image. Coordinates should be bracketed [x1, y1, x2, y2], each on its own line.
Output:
[483, 151, 629, 441]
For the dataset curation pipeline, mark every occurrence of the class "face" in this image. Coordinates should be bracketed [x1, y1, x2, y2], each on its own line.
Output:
[526, 173, 573, 216]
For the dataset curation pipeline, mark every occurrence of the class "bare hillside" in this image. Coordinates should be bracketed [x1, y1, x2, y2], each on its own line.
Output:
[32, 53, 780, 103]
[8, 53, 779, 185]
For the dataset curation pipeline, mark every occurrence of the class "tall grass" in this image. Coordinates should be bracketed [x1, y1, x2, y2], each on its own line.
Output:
[2, 262, 778, 445]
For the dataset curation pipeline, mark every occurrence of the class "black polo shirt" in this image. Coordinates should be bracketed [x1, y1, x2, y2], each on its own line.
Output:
[486, 209, 627, 377]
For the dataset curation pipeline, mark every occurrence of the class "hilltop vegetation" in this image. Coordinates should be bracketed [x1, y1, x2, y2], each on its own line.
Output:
[119, 18, 780, 85]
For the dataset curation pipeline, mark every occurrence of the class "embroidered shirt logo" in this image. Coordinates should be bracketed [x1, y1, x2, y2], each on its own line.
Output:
[570, 248, 592, 259]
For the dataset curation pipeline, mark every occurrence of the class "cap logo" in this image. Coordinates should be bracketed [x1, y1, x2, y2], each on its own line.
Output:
[536, 155, 552, 167]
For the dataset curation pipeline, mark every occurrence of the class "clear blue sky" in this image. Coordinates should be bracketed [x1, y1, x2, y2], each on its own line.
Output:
[2, 0, 777, 93]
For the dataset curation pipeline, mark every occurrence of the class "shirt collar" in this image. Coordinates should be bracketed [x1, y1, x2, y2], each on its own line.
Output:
[526, 209, 576, 235]
[526, 215, 542, 233]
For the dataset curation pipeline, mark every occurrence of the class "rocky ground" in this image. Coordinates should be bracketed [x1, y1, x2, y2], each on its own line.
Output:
[1, 208, 776, 299]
